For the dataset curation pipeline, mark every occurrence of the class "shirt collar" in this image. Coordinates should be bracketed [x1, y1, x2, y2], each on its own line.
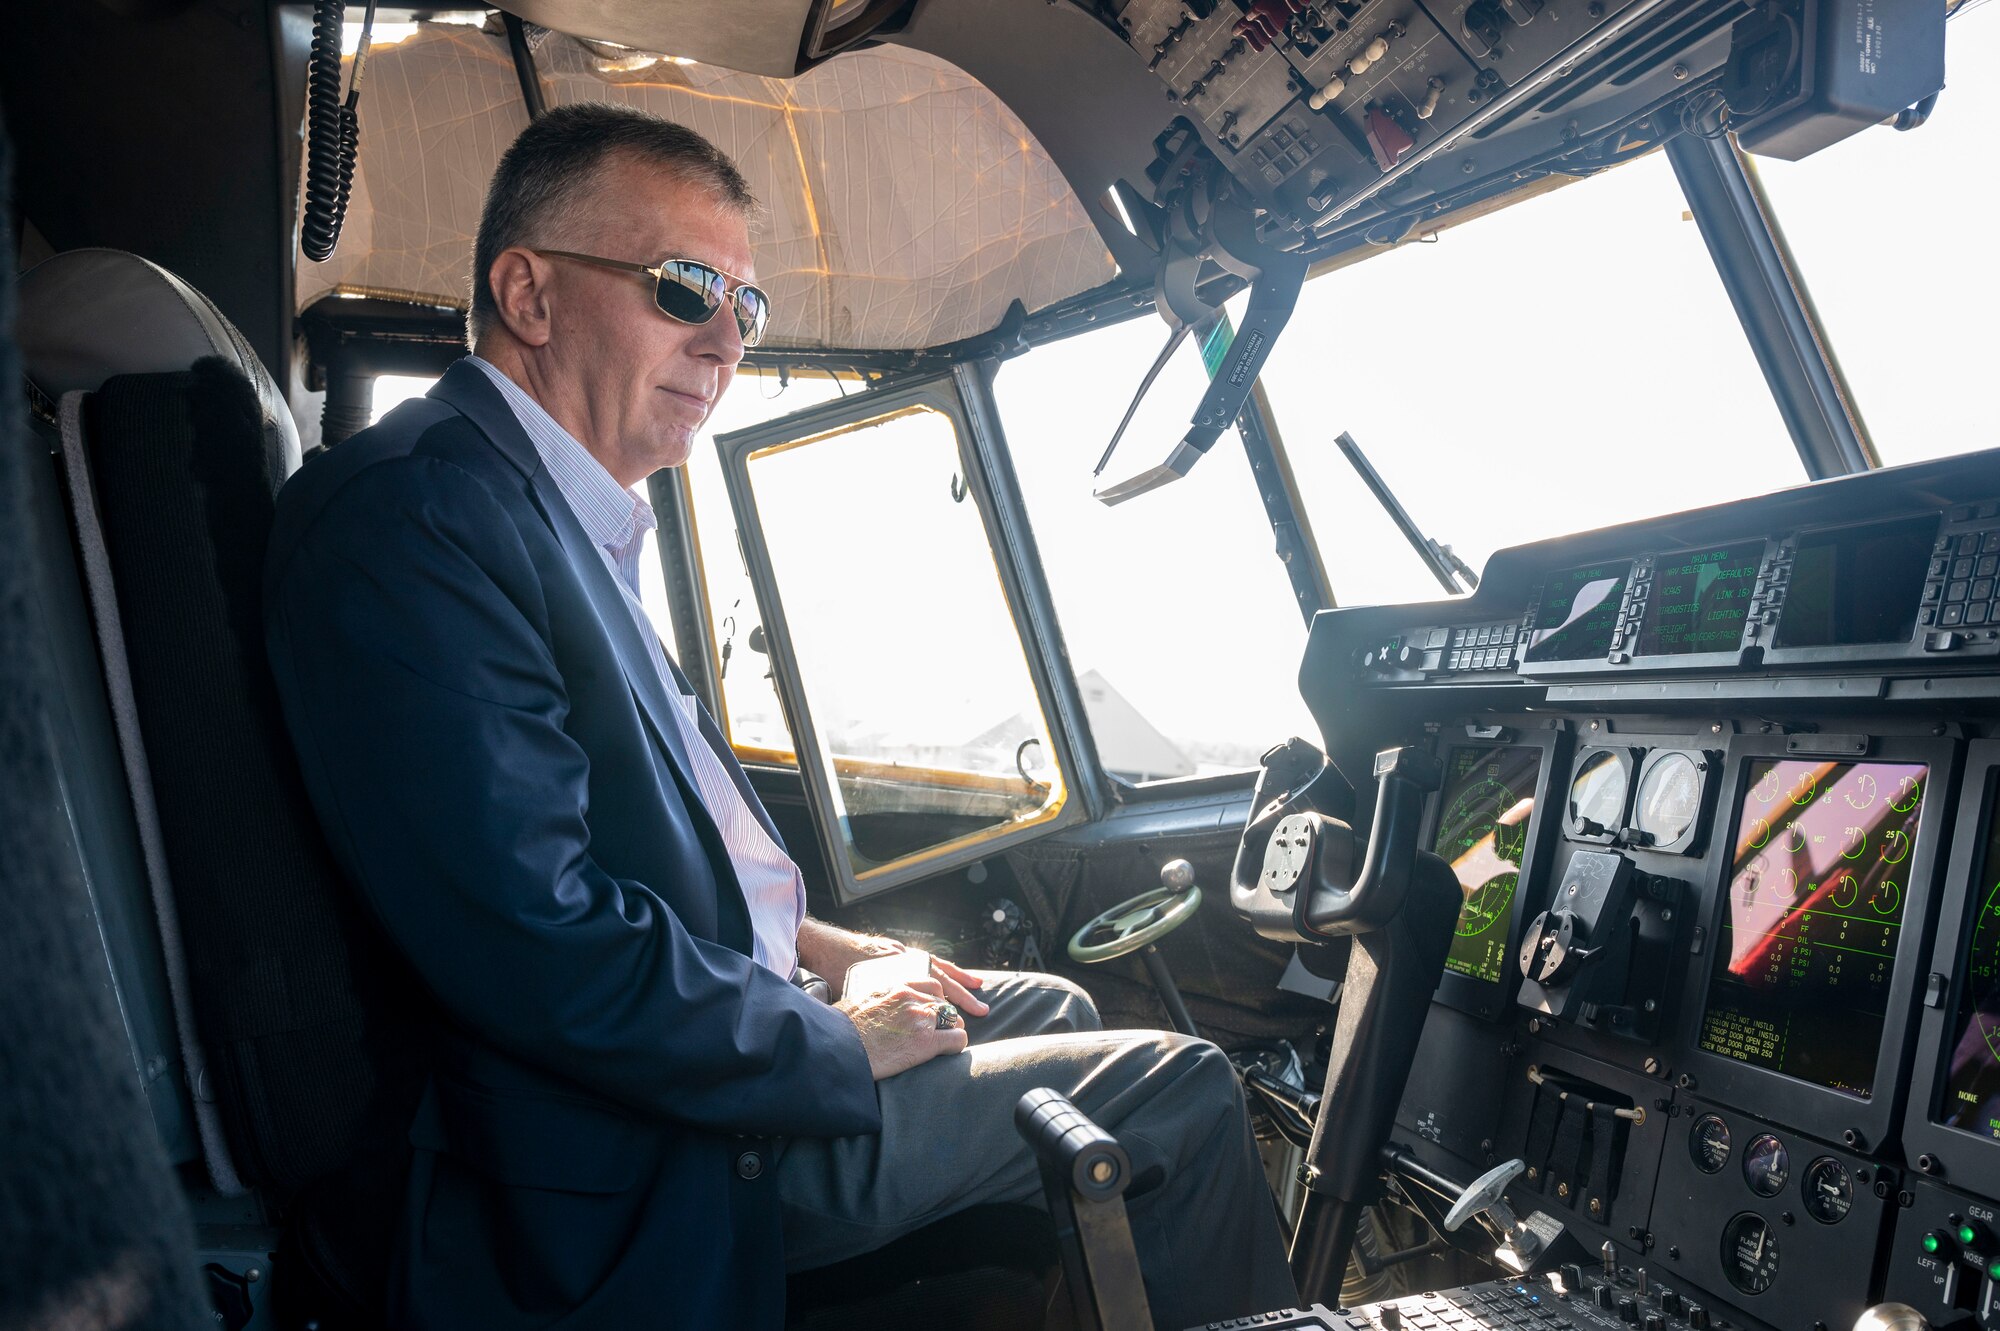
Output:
[468, 356, 657, 557]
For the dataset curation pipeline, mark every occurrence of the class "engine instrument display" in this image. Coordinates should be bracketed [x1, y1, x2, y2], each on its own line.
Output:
[1525, 561, 1631, 663]
[1433, 745, 1542, 985]
[1697, 759, 1928, 1099]
[1635, 542, 1765, 657]
[1938, 783, 2000, 1141]
[1774, 514, 1936, 649]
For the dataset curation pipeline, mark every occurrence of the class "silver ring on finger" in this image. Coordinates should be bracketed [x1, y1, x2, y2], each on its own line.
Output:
[934, 1001, 962, 1030]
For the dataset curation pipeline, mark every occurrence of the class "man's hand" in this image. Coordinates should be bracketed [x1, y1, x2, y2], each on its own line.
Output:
[796, 918, 989, 1018]
[836, 979, 969, 1080]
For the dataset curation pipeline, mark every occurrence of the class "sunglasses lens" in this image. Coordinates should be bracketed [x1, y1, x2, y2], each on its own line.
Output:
[735, 286, 770, 347]
[654, 261, 726, 325]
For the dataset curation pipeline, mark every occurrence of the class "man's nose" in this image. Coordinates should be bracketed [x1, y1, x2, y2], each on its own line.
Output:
[691, 298, 747, 365]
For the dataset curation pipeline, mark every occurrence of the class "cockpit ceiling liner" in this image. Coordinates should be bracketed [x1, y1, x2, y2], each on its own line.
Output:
[295, 25, 1119, 352]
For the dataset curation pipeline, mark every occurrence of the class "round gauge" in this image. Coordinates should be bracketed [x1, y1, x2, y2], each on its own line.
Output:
[1721, 1213, 1780, 1295]
[1689, 1114, 1731, 1174]
[1635, 752, 1705, 848]
[1742, 1133, 1790, 1197]
[1803, 1157, 1852, 1225]
[1569, 750, 1629, 836]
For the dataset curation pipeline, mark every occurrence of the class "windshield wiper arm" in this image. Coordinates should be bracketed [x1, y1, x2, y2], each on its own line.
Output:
[1333, 430, 1479, 596]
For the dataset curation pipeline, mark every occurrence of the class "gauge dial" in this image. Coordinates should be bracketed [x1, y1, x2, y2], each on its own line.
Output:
[1570, 750, 1629, 836]
[1721, 1213, 1780, 1294]
[1802, 1157, 1851, 1225]
[1689, 1114, 1731, 1174]
[1743, 1133, 1789, 1197]
[1636, 751, 1705, 847]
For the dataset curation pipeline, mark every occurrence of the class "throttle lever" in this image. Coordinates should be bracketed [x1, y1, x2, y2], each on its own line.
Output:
[1302, 747, 1444, 937]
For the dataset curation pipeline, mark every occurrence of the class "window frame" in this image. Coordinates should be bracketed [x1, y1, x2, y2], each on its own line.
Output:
[716, 370, 1102, 903]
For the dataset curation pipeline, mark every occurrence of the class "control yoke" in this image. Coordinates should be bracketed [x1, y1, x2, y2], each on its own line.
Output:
[1229, 744, 1464, 1302]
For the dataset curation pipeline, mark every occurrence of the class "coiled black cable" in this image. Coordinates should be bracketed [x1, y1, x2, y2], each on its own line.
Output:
[301, 0, 374, 263]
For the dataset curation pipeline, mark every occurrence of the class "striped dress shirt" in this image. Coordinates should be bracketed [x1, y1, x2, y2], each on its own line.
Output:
[469, 357, 805, 977]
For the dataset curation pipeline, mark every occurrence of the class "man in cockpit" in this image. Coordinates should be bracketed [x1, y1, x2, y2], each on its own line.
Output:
[264, 101, 1294, 1330]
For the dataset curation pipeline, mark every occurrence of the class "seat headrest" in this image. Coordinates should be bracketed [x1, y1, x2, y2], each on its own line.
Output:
[19, 248, 301, 469]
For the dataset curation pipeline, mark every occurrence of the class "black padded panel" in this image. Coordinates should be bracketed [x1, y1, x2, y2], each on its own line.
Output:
[785, 1204, 1058, 1331]
[83, 359, 425, 1195]
[0, 110, 210, 1331]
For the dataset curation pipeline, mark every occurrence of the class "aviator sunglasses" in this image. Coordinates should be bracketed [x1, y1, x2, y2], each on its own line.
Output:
[535, 249, 771, 347]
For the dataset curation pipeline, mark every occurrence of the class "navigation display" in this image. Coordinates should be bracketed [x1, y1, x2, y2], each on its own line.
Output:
[1524, 561, 1630, 663]
[1940, 786, 2000, 1140]
[1635, 542, 1764, 657]
[1433, 745, 1541, 985]
[1775, 514, 1936, 649]
[1698, 758, 1928, 1099]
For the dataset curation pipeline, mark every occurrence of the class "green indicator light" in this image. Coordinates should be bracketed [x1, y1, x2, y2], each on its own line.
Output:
[1988, 1259, 2000, 1283]
[1960, 1223, 1980, 1246]
[1925, 1233, 1942, 1253]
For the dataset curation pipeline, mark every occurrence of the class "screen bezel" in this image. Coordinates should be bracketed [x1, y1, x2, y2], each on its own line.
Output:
[1425, 724, 1567, 1022]
[1759, 514, 1941, 670]
[1621, 540, 1770, 674]
[1904, 742, 2000, 1195]
[1675, 732, 1958, 1152]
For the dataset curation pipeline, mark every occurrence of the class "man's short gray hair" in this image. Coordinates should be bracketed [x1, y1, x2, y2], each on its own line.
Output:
[467, 103, 755, 348]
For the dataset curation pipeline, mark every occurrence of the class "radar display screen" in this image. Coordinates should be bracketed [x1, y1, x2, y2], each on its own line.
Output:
[1635, 542, 1765, 657]
[1775, 514, 1936, 649]
[1938, 785, 2000, 1141]
[1524, 562, 1631, 663]
[1697, 758, 1927, 1099]
[1434, 745, 1542, 984]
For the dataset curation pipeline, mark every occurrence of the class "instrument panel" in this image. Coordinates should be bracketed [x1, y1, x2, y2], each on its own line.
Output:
[1299, 446, 2000, 1330]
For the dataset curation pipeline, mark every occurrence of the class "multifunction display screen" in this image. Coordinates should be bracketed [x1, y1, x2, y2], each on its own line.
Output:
[1524, 562, 1630, 663]
[1939, 784, 2000, 1140]
[1635, 542, 1765, 657]
[1775, 514, 1936, 649]
[1698, 758, 1927, 1099]
[1433, 746, 1542, 985]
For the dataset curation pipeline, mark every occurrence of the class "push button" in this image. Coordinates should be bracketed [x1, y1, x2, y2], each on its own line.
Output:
[736, 1150, 764, 1180]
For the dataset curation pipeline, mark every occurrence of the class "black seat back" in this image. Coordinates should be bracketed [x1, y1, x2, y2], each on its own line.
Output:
[18, 250, 425, 1297]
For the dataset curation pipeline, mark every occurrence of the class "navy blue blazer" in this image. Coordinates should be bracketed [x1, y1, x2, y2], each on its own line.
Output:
[264, 359, 880, 1329]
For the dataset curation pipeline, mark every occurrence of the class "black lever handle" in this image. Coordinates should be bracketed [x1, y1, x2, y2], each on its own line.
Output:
[1015, 1089, 1153, 1331]
[1302, 747, 1443, 937]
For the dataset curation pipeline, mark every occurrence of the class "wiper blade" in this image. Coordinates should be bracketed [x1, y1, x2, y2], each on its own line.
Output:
[1333, 430, 1479, 595]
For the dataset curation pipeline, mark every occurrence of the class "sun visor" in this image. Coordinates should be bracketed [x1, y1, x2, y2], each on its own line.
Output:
[295, 24, 1118, 352]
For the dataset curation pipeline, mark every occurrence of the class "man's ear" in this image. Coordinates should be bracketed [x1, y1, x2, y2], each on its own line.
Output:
[488, 247, 554, 347]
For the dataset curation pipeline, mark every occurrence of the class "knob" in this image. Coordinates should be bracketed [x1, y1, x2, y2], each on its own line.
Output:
[1560, 1263, 1584, 1294]
[1851, 1303, 1931, 1331]
[1396, 643, 1420, 667]
[1660, 1289, 1683, 1317]
[1381, 1307, 1403, 1330]
[1596, 1286, 1616, 1311]
[1644, 1314, 1666, 1331]
[1687, 1303, 1710, 1330]
[1160, 859, 1195, 891]
[1618, 1295, 1639, 1323]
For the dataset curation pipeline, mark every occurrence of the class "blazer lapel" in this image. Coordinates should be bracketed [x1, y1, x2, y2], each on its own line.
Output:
[428, 361, 702, 808]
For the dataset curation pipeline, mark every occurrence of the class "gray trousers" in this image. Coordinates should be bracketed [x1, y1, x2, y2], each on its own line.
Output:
[777, 971, 1299, 1328]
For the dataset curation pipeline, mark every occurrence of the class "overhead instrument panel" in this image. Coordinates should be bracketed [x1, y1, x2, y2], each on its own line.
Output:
[1432, 744, 1543, 989]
